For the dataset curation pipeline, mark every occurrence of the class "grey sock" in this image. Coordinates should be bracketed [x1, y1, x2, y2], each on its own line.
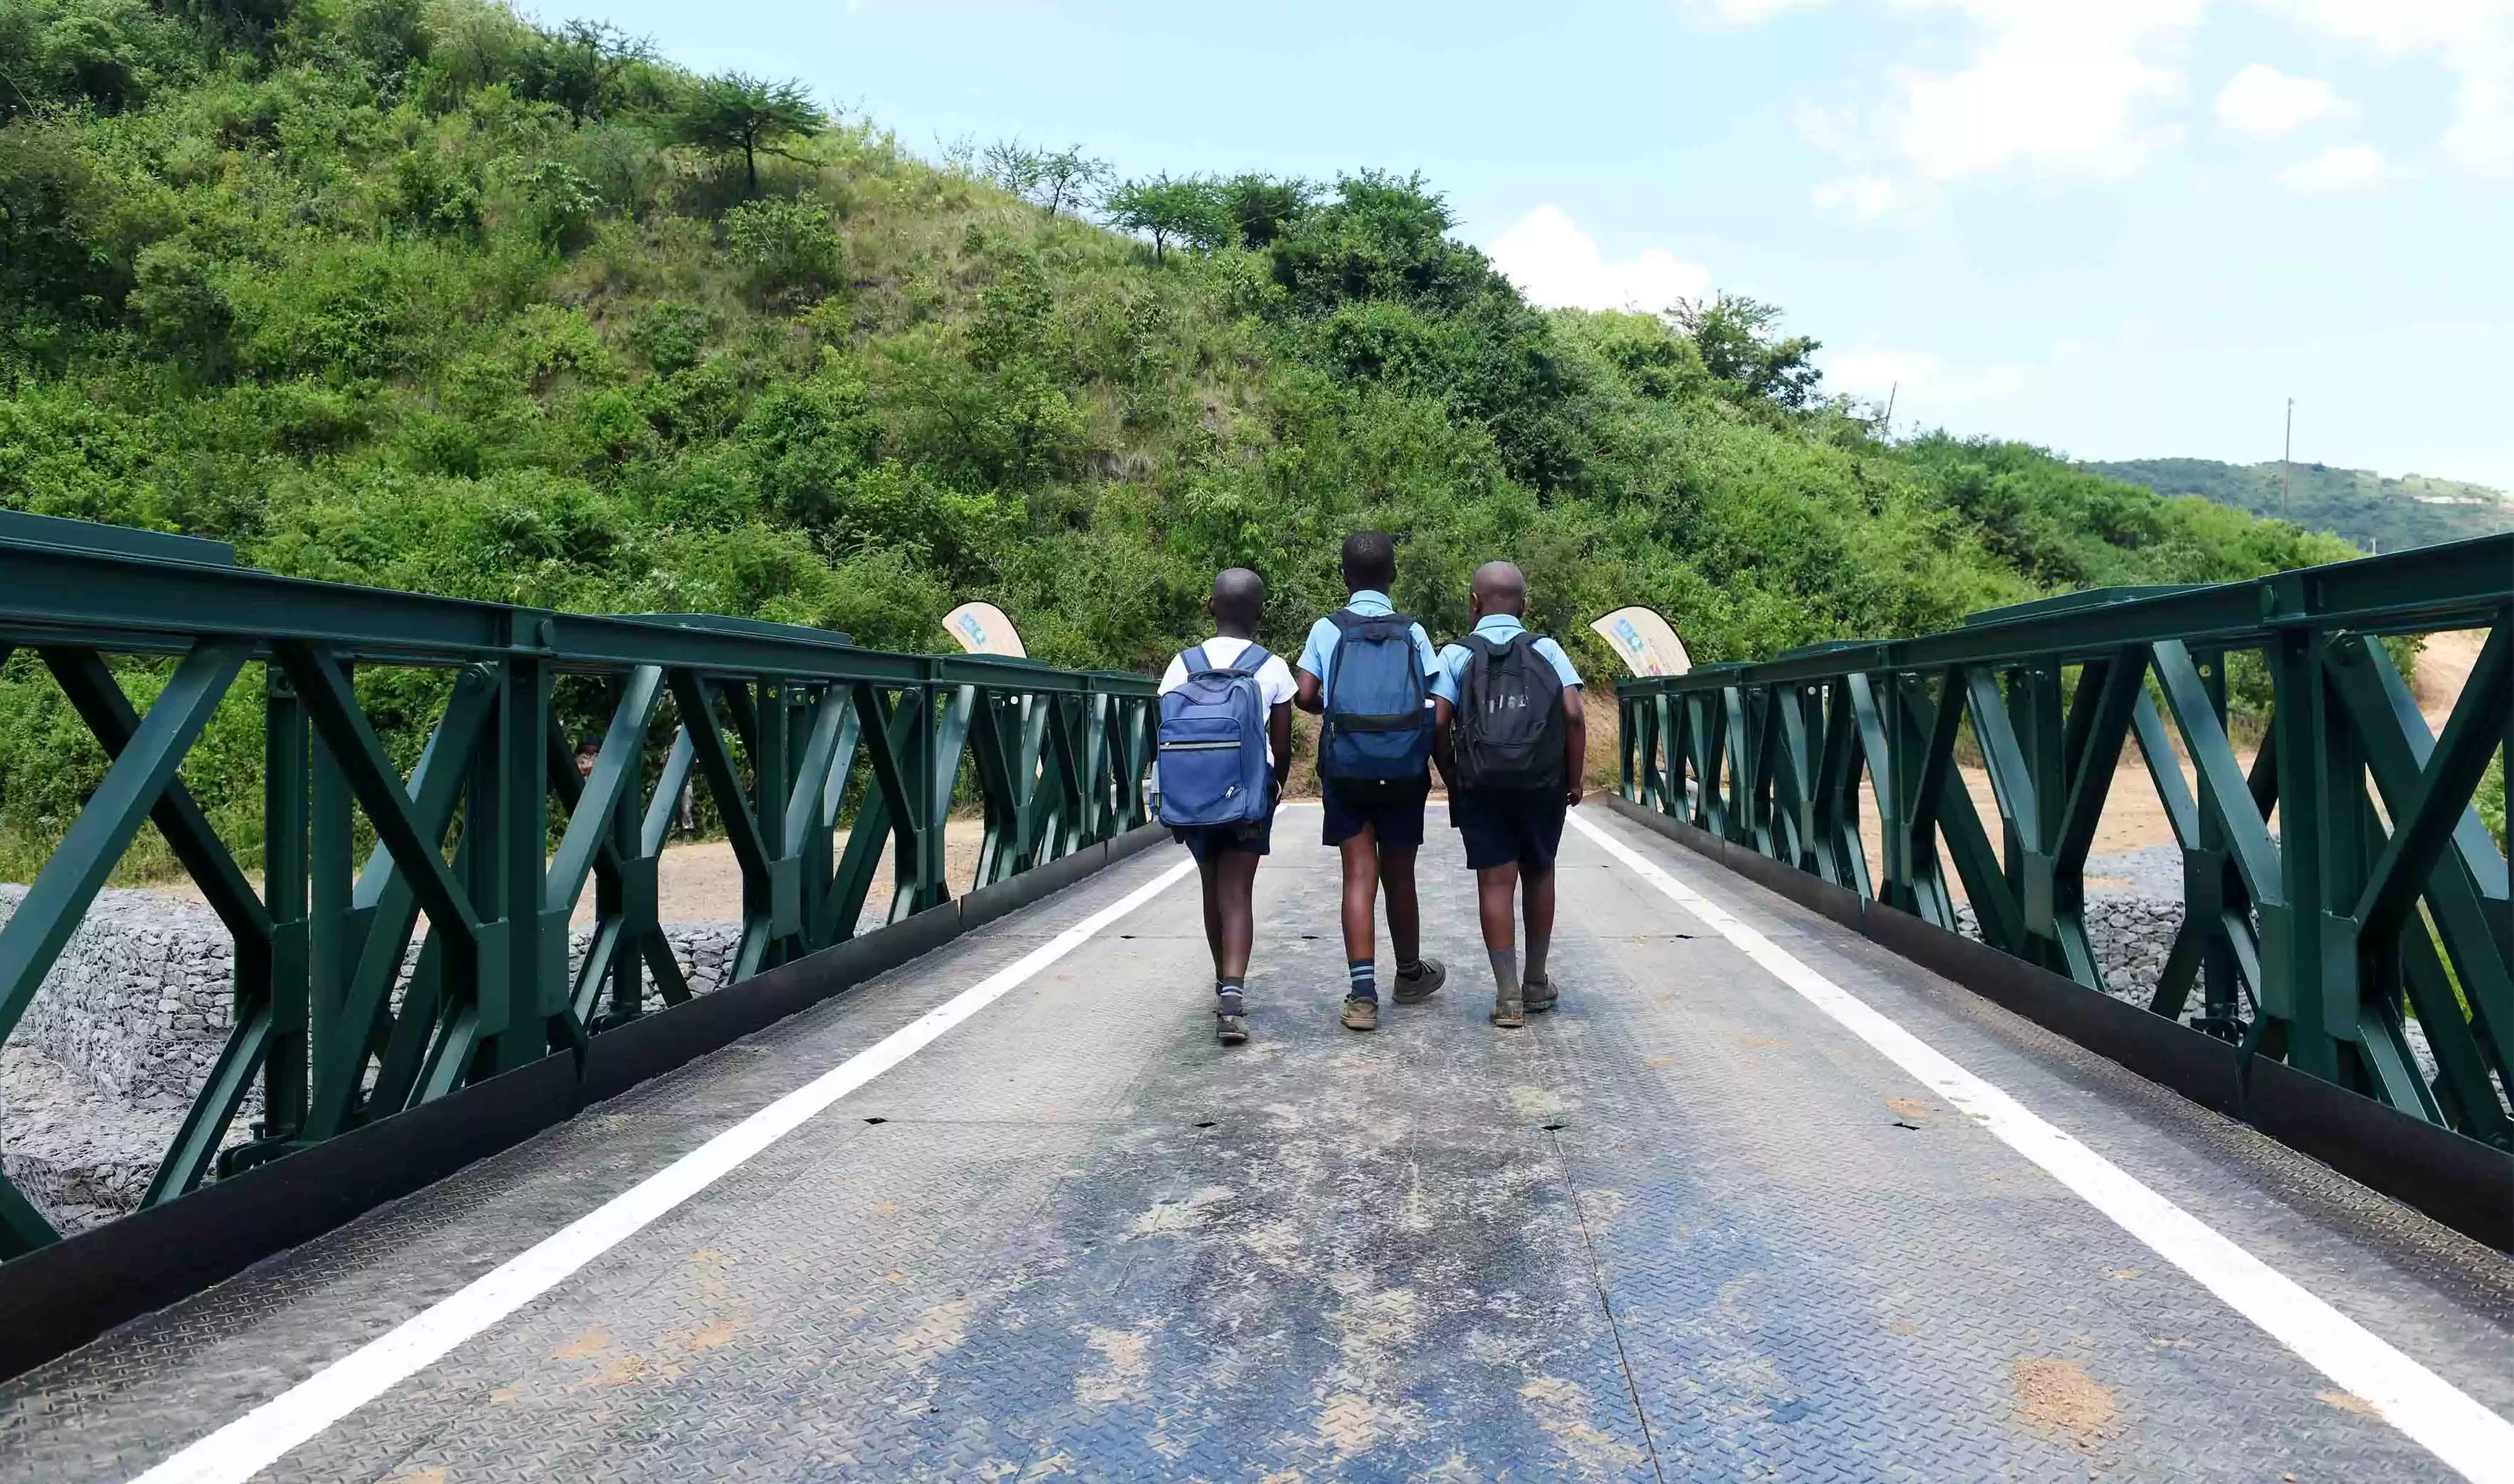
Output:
[1488, 946, 1520, 998]
[1524, 938, 1549, 986]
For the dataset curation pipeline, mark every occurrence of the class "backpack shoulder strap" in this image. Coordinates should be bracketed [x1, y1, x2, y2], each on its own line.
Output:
[1236, 642, 1272, 672]
[1182, 645, 1210, 676]
[1453, 636, 1492, 721]
[1328, 608, 1363, 634]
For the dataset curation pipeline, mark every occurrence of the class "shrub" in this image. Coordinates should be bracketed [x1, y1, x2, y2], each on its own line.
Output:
[624, 298, 714, 375]
[722, 195, 843, 307]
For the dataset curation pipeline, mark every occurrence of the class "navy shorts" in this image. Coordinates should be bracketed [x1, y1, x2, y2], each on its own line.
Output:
[1321, 775, 1430, 850]
[1174, 781, 1279, 862]
[1452, 787, 1567, 873]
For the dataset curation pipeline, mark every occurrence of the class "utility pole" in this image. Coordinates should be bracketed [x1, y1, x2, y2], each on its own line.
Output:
[2282, 397, 2293, 523]
[1884, 381, 1898, 434]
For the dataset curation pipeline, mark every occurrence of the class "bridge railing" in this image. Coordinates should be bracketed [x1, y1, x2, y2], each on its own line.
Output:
[1617, 534, 2510, 1150]
[0, 512, 1154, 1260]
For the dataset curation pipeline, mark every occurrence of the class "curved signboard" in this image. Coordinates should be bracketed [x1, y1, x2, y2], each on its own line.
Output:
[1589, 605, 1692, 679]
[942, 601, 1027, 659]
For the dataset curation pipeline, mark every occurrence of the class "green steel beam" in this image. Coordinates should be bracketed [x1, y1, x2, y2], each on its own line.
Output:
[277, 642, 482, 947]
[0, 640, 249, 1045]
[0, 515, 1155, 1259]
[0, 543, 1152, 698]
[2350, 624, 2509, 944]
[1617, 541, 2511, 1147]
[39, 649, 272, 951]
[0, 638, 247, 1257]
[1621, 534, 2512, 695]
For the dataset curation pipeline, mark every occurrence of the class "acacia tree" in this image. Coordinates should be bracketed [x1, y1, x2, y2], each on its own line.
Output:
[982, 139, 1042, 199]
[986, 140, 1108, 218]
[669, 72, 822, 197]
[1672, 293, 1823, 410]
[1102, 173, 1225, 262]
[1033, 145, 1110, 218]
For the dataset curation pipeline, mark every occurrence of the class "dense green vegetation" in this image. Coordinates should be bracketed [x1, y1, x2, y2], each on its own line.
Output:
[0, 0, 2368, 872]
[2087, 457, 2513, 556]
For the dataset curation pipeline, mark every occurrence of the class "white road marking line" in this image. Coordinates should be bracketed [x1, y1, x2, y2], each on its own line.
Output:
[132, 854, 1201, 1484]
[1567, 809, 2514, 1484]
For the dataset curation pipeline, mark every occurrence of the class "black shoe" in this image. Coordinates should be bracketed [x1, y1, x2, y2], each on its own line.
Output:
[1217, 992, 1248, 1045]
[1524, 975, 1559, 1013]
[1392, 957, 1447, 1005]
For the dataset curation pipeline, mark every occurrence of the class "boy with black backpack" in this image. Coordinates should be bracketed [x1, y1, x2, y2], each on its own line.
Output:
[1294, 532, 1446, 1032]
[1157, 567, 1296, 1045]
[1432, 561, 1586, 1030]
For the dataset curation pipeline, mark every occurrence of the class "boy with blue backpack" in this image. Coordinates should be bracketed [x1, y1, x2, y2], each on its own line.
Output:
[1294, 532, 1446, 1032]
[1432, 561, 1586, 1030]
[1157, 567, 1296, 1045]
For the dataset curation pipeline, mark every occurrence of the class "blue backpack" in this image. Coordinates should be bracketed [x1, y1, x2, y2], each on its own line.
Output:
[1156, 644, 1276, 828]
[1320, 610, 1432, 781]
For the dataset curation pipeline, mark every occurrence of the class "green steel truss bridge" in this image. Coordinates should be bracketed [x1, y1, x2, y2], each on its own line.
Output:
[0, 514, 2504, 1482]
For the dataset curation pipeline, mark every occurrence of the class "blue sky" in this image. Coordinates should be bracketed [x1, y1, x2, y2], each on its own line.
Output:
[569, 0, 2514, 490]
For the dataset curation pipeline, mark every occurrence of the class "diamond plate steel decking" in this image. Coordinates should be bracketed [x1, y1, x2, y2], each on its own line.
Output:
[4, 805, 2509, 1482]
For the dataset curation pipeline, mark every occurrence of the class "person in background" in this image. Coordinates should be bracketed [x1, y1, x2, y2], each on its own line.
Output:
[1295, 531, 1445, 1032]
[1157, 568, 1296, 1045]
[575, 736, 599, 781]
[1432, 561, 1586, 1029]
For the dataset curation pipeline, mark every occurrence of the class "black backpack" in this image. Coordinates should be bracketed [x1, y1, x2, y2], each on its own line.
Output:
[1452, 632, 1566, 792]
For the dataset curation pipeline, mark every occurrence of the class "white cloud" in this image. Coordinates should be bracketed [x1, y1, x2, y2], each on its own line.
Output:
[2214, 62, 2353, 137]
[1893, 1, 2203, 179]
[2279, 141, 2388, 191]
[1810, 172, 1905, 220]
[1823, 345, 2026, 410]
[1485, 206, 1714, 312]
[1739, 0, 2512, 213]
[1789, 0, 2204, 216]
[2255, 0, 2514, 175]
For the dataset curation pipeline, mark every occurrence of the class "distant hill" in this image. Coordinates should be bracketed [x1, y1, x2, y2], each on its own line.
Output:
[2084, 458, 2514, 554]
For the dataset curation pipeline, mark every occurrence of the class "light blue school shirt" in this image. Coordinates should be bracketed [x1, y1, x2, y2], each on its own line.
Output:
[1296, 590, 1440, 692]
[1431, 615, 1583, 705]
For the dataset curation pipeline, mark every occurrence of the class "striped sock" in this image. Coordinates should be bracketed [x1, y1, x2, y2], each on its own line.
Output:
[1347, 958, 1377, 1003]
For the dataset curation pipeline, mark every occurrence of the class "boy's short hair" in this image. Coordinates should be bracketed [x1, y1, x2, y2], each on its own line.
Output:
[1210, 567, 1265, 626]
[1341, 531, 1397, 593]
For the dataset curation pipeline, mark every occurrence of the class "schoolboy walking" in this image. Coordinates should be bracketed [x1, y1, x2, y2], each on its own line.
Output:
[1294, 532, 1447, 1032]
[1157, 568, 1296, 1045]
[1432, 561, 1586, 1029]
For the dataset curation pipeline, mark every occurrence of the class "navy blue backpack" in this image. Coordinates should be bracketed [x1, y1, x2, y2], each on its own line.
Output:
[1319, 610, 1432, 781]
[1156, 644, 1276, 828]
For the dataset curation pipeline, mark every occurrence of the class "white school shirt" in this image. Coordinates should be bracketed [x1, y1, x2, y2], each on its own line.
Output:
[1158, 636, 1298, 706]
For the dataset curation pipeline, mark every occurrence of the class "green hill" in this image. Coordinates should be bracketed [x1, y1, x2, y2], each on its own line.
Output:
[0, 0, 2359, 866]
[2086, 458, 2514, 554]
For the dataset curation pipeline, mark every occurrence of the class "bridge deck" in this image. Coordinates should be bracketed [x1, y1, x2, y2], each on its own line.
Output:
[4, 805, 2509, 1482]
